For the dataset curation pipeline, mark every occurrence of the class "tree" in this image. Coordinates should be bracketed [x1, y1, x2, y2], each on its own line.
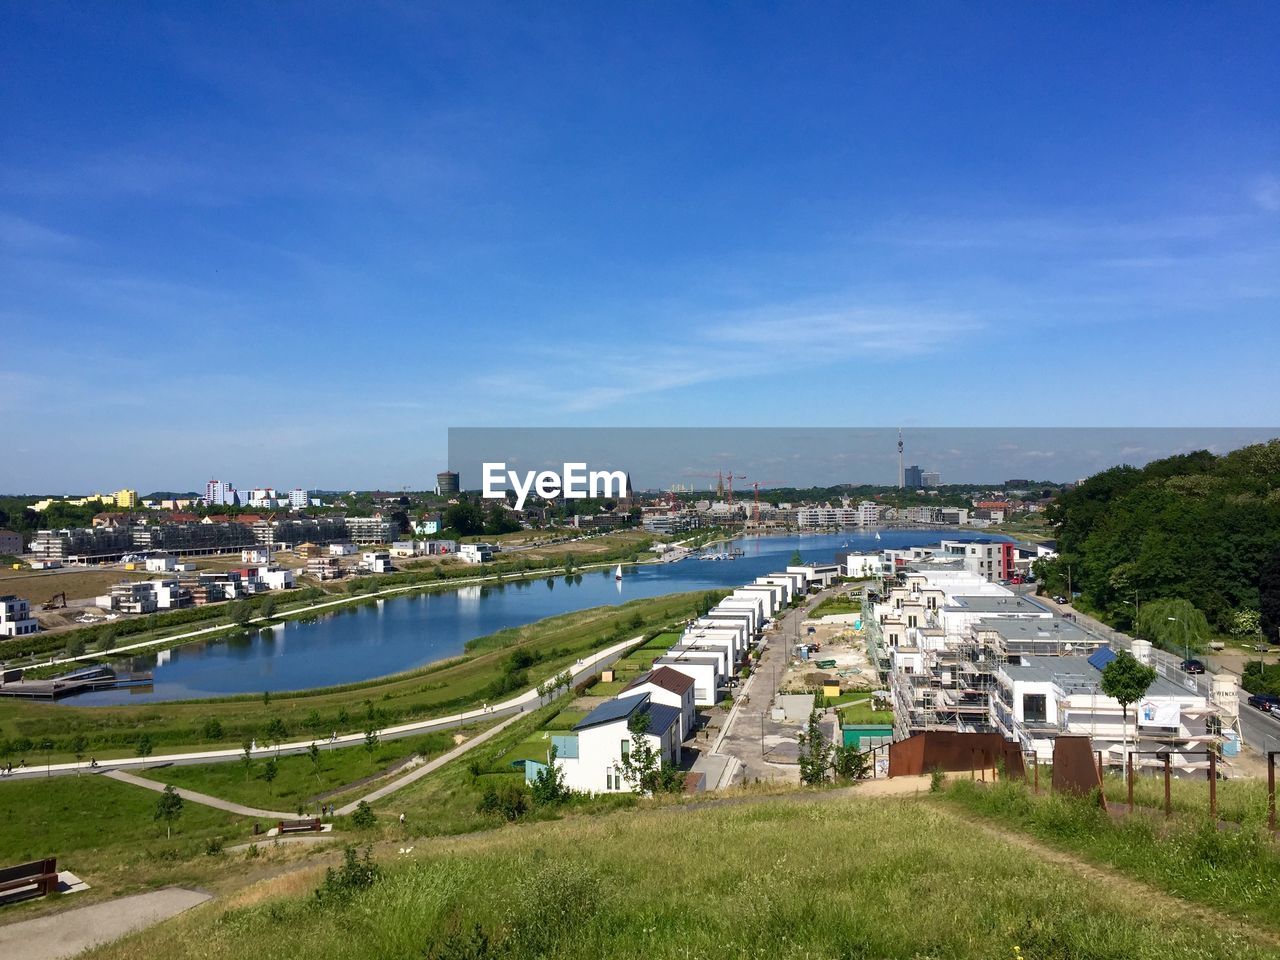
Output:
[797, 711, 832, 785]
[259, 596, 277, 619]
[136, 734, 154, 758]
[791, 549, 803, 566]
[1100, 651, 1157, 760]
[1261, 549, 1280, 644]
[154, 785, 184, 839]
[617, 711, 683, 795]
[265, 717, 288, 748]
[229, 601, 253, 626]
[308, 742, 321, 782]
[529, 745, 569, 805]
[241, 738, 254, 781]
[263, 757, 278, 795]
[1231, 608, 1262, 639]
[364, 727, 379, 766]
[1135, 598, 1211, 657]
[70, 735, 88, 773]
[617, 711, 662, 794]
[202, 718, 224, 741]
[832, 743, 871, 781]
[351, 800, 377, 828]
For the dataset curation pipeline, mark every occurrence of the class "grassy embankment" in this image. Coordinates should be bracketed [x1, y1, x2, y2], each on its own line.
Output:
[83, 791, 1277, 960]
[0, 773, 250, 911]
[133, 728, 467, 812]
[0, 590, 724, 764]
[944, 775, 1280, 930]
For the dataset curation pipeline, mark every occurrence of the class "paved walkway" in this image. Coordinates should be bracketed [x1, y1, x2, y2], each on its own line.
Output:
[104, 770, 295, 820]
[0, 887, 212, 960]
[4, 634, 644, 783]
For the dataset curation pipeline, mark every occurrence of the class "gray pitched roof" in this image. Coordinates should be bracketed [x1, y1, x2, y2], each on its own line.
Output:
[574, 694, 648, 731]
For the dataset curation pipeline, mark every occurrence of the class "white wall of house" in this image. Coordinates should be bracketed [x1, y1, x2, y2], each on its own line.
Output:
[555, 720, 677, 794]
[656, 657, 720, 705]
[669, 638, 732, 676]
[627, 681, 696, 740]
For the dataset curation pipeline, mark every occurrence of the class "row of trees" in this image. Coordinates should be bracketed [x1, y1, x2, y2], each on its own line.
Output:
[1035, 441, 1280, 643]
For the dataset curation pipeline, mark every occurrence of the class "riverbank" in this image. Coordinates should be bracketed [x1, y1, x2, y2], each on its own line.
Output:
[0, 590, 722, 764]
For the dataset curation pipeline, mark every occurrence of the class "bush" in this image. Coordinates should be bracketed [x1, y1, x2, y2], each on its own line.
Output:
[350, 800, 377, 828]
[477, 782, 529, 822]
[204, 836, 225, 856]
[315, 846, 381, 904]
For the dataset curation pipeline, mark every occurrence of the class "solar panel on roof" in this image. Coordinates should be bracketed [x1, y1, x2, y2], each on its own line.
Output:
[1087, 647, 1117, 672]
[574, 694, 647, 730]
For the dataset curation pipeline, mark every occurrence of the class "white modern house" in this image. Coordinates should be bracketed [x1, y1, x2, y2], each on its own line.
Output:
[361, 551, 393, 573]
[549, 694, 683, 794]
[622, 666, 697, 740]
[144, 554, 176, 572]
[329, 542, 358, 557]
[0, 595, 38, 637]
[687, 618, 747, 659]
[241, 547, 271, 565]
[259, 568, 296, 591]
[655, 653, 721, 706]
[700, 609, 756, 644]
[459, 543, 494, 564]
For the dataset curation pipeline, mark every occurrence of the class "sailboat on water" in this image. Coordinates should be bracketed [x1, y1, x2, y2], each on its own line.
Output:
[614, 564, 623, 581]
[874, 531, 881, 541]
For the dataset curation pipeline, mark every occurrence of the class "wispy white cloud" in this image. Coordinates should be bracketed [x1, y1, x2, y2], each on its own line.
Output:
[1252, 176, 1280, 213]
[470, 301, 980, 414]
[0, 213, 79, 252]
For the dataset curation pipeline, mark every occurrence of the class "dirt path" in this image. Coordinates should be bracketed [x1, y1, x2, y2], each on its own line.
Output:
[940, 804, 1280, 949]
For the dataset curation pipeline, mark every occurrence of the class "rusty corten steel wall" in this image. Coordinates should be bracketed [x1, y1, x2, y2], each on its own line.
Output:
[888, 731, 1025, 779]
[1051, 735, 1103, 801]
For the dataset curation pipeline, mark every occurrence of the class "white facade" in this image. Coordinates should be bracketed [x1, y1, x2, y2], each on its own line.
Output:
[329, 542, 358, 556]
[288, 488, 310, 511]
[459, 543, 494, 564]
[839, 553, 882, 579]
[0, 595, 38, 637]
[624, 669, 697, 740]
[260, 568, 296, 590]
[361, 551, 393, 573]
[241, 548, 270, 565]
[656, 655, 720, 706]
[144, 555, 176, 572]
[552, 695, 683, 794]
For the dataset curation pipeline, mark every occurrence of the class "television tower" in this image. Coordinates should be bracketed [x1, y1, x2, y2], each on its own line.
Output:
[897, 428, 905, 489]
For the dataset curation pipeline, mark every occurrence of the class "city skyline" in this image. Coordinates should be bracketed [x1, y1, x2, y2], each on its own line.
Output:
[3, 5, 1279, 490]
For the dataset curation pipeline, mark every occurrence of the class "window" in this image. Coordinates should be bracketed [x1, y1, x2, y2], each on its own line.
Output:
[620, 739, 629, 758]
[1023, 693, 1047, 723]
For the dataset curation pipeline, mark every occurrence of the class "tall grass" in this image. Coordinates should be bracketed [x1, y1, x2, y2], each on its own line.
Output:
[946, 777, 1280, 928]
[85, 796, 1274, 960]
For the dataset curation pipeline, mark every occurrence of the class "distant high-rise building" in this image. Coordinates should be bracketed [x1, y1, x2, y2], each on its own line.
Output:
[904, 465, 924, 490]
[922, 471, 941, 488]
[436, 471, 460, 496]
[204, 479, 238, 507]
[288, 488, 310, 511]
[897, 428, 905, 489]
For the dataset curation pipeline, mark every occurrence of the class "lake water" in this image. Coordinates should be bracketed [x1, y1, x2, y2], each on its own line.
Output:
[66, 529, 1004, 705]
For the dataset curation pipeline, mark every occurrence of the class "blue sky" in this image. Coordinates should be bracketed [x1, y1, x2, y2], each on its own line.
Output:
[2, 3, 1278, 492]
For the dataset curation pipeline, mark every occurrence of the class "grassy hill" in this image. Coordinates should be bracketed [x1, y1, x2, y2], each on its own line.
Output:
[84, 791, 1276, 960]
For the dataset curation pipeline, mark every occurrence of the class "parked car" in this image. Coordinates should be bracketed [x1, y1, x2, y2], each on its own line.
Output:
[1181, 658, 1206, 675]
[1247, 693, 1280, 714]
[1052, 595, 1068, 605]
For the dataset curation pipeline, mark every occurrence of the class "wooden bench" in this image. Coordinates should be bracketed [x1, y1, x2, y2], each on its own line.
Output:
[276, 818, 322, 835]
[0, 858, 59, 901]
